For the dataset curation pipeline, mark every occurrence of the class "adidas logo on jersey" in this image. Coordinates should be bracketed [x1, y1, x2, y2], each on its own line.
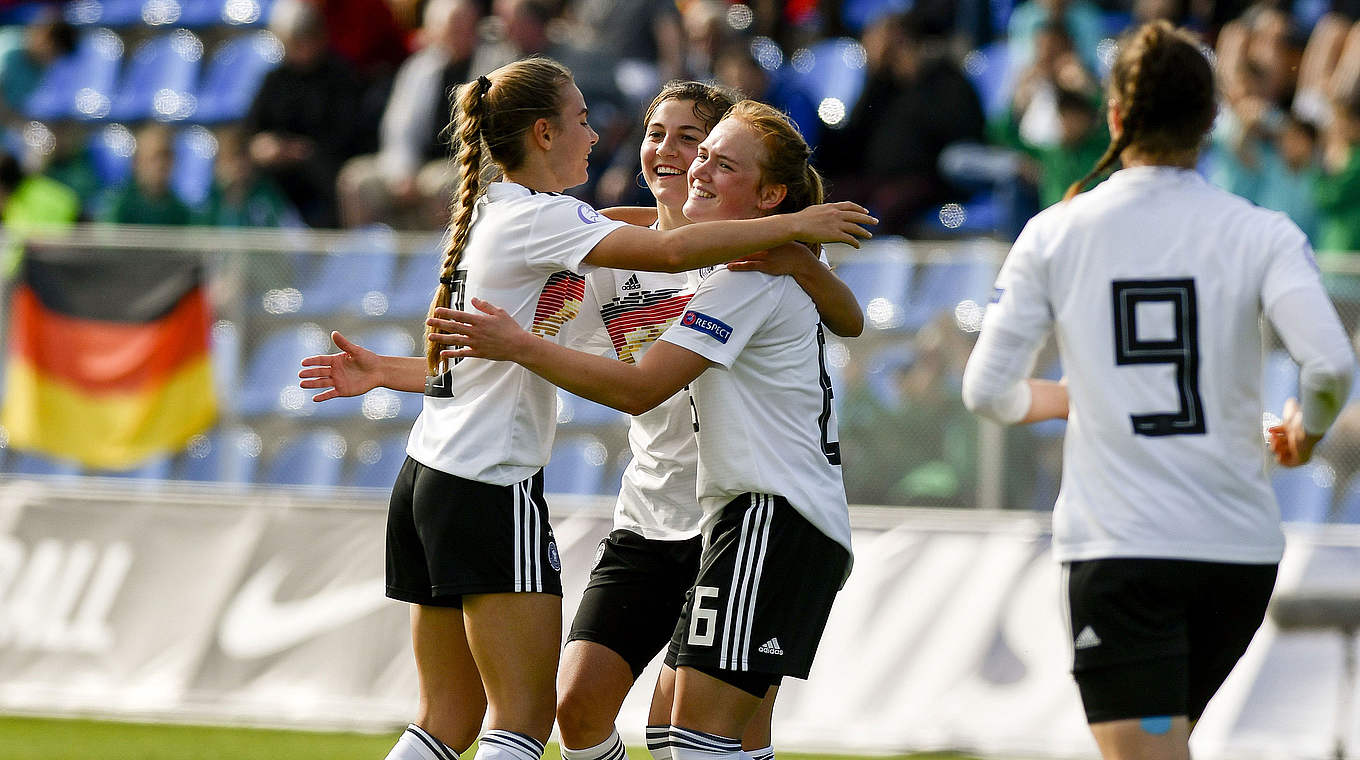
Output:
[758, 637, 784, 656]
[621, 275, 641, 291]
[1074, 625, 1102, 650]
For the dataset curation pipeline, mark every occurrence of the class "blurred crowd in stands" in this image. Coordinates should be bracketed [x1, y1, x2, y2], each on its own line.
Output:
[1, 0, 1359, 247]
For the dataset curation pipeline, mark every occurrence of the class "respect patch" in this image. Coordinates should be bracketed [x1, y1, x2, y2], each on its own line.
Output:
[679, 310, 732, 343]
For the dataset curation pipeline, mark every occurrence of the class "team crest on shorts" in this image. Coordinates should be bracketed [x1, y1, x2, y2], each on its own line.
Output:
[594, 539, 607, 569]
[549, 540, 562, 572]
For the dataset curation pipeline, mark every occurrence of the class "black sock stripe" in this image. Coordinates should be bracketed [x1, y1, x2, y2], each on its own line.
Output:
[668, 727, 739, 753]
[482, 730, 544, 758]
[407, 726, 457, 760]
[603, 739, 628, 760]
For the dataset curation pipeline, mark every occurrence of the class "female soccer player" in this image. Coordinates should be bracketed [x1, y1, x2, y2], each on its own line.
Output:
[959, 21, 1355, 760]
[428, 99, 854, 760]
[557, 84, 860, 760]
[301, 58, 873, 760]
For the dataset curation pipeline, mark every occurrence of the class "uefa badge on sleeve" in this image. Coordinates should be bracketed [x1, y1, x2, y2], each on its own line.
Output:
[549, 540, 562, 572]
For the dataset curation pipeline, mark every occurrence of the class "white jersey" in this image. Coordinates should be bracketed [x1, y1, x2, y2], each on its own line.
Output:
[570, 266, 707, 540]
[406, 182, 626, 485]
[986, 166, 1326, 563]
[658, 267, 852, 553]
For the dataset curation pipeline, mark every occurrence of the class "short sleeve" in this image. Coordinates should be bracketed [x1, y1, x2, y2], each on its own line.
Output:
[525, 196, 628, 276]
[658, 269, 780, 368]
[982, 219, 1053, 341]
[1261, 216, 1324, 311]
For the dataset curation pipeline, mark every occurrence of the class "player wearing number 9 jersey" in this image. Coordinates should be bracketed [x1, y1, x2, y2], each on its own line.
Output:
[961, 21, 1355, 760]
[430, 100, 853, 760]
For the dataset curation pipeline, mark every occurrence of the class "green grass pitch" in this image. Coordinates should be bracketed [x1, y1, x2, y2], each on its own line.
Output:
[0, 716, 985, 760]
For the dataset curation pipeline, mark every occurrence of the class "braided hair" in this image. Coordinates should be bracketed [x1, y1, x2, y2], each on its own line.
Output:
[1064, 21, 1216, 201]
[424, 57, 573, 375]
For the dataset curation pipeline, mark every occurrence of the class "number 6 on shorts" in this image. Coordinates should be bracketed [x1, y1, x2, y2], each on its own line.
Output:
[688, 585, 719, 646]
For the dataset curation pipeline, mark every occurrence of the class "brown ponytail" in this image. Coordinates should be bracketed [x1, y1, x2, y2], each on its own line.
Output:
[722, 99, 825, 213]
[1064, 20, 1216, 201]
[423, 57, 574, 375]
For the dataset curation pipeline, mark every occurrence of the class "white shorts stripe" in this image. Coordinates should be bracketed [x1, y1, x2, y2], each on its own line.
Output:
[525, 480, 541, 592]
[738, 496, 773, 670]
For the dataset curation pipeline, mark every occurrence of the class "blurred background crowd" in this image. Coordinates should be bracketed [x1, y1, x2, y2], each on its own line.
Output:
[8, 0, 1360, 242]
[3, 0, 1360, 518]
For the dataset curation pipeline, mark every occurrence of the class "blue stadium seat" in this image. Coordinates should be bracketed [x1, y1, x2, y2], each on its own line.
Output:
[176, 426, 263, 483]
[220, 0, 276, 26]
[840, 0, 910, 32]
[9, 451, 83, 477]
[556, 389, 626, 428]
[288, 224, 398, 316]
[262, 428, 347, 488]
[109, 29, 203, 122]
[65, 0, 144, 26]
[388, 234, 444, 317]
[172, 125, 217, 206]
[236, 323, 340, 416]
[833, 240, 915, 331]
[544, 435, 611, 495]
[962, 40, 1012, 120]
[903, 247, 997, 330]
[1274, 464, 1333, 523]
[194, 30, 283, 123]
[25, 27, 123, 121]
[787, 37, 868, 125]
[345, 433, 408, 488]
[1262, 349, 1299, 417]
[87, 123, 136, 187]
[171, 0, 228, 27]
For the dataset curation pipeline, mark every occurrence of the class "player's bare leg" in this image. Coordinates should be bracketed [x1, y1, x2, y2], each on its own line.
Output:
[669, 665, 764, 760]
[463, 592, 562, 747]
[650, 666, 779, 759]
[1088, 716, 1191, 760]
[409, 604, 487, 752]
[555, 640, 635, 759]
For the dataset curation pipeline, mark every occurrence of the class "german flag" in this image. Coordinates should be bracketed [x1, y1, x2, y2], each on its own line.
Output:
[2, 243, 216, 469]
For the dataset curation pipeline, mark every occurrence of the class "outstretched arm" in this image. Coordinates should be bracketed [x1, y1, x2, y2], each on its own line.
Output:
[298, 331, 427, 401]
[427, 300, 711, 415]
[727, 244, 865, 337]
[584, 201, 876, 273]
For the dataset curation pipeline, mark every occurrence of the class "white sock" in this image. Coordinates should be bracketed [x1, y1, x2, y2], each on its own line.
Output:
[668, 726, 740, 760]
[474, 729, 546, 760]
[646, 724, 672, 760]
[562, 729, 627, 760]
[741, 746, 774, 760]
[385, 724, 460, 760]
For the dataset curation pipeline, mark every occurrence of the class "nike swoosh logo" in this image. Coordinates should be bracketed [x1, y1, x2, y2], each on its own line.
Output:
[217, 558, 389, 659]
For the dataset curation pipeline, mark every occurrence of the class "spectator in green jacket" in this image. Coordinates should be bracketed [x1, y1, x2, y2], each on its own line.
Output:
[0, 150, 79, 277]
[98, 125, 192, 226]
[196, 128, 302, 228]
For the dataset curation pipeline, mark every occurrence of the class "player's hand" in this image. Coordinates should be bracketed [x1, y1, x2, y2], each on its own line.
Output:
[428, 299, 530, 362]
[298, 331, 384, 402]
[726, 242, 819, 276]
[789, 201, 876, 248]
[1268, 397, 1322, 467]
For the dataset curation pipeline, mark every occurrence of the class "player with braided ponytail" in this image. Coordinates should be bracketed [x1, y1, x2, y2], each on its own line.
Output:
[298, 56, 873, 760]
[429, 100, 858, 760]
[964, 20, 1354, 760]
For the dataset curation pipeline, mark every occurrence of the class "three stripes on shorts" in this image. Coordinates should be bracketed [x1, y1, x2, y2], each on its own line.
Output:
[513, 478, 545, 593]
[719, 494, 774, 671]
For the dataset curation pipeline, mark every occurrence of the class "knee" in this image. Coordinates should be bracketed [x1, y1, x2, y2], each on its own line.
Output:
[555, 686, 610, 745]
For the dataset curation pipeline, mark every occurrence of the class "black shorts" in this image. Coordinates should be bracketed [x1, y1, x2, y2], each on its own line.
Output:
[567, 529, 703, 678]
[665, 493, 849, 688]
[1066, 557, 1277, 724]
[386, 456, 563, 606]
